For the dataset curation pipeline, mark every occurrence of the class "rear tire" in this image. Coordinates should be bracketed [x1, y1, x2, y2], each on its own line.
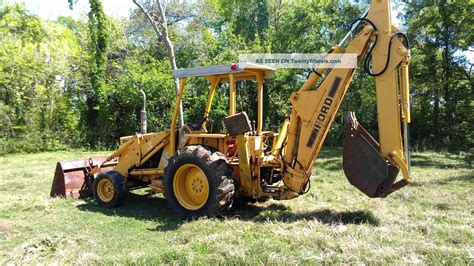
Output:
[164, 145, 235, 220]
[93, 171, 128, 208]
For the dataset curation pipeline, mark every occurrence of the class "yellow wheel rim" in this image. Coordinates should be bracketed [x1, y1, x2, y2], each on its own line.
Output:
[173, 164, 209, 210]
[97, 179, 114, 202]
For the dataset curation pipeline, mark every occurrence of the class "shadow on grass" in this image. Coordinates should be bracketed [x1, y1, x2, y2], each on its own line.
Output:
[230, 202, 380, 226]
[410, 153, 465, 169]
[410, 173, 473, 187]
[76, 192, 182, 231]
[76, 193, 380, 230]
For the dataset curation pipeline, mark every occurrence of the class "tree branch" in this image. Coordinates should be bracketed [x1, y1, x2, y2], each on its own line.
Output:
[156, 0, 167, 31]
[133, 0, 183, 127]
[132, 0, 163, 39]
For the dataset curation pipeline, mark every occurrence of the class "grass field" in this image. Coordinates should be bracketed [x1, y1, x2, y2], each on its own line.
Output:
[0, 149, 472, 264]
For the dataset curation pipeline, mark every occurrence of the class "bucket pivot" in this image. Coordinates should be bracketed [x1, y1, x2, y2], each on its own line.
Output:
[342, 112, 408, 198]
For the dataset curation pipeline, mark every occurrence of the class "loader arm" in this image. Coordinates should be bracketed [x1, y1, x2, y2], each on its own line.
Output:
[281, 0, 412, 197]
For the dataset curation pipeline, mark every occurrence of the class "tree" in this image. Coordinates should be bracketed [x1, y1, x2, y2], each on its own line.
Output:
[67, 0, 110, 146]
[0, 4, 84, 153]
[403, 0, 473, 150]
[132, 0, 184, 127]
[1, 0, 472, 154]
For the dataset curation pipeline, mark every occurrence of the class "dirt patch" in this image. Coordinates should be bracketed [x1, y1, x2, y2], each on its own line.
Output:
[0, 222, 12, 231]
[449, 236, 468, 244]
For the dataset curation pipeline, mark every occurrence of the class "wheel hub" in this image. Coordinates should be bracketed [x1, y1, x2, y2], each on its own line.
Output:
[173, 164, 209, 210]
[97, 179, 114, 202]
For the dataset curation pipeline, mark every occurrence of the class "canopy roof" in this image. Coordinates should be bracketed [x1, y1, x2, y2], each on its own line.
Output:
[172, 62, 275, 80]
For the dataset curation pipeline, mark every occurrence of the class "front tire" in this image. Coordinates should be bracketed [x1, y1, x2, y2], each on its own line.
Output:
[164, 145, 235, 219]
[93, 171, 128, 208]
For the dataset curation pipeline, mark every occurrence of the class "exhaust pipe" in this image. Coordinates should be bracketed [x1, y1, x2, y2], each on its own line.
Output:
[140, 89, 147, 134]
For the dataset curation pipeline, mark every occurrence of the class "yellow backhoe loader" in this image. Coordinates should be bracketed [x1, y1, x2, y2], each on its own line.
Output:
[51, 0, 413, 219]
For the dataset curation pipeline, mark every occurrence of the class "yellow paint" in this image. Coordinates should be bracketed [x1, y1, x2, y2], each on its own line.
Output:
[170, 78, 187, 155]
[248, 136, 263, 161]
[400, 62, 410, 123]
[89, 66, 273, 195]
[92, 131, 170, 177]
[284, 109, 298, 165]
[236, 134, 253, 196]
[367, 0, 409, 163]
[229, 74, 236, 115]
[203, 77, 220, 129]
[140, 142, 167, 165]
[173, 164, 209, 210]
[286, 26, 371, 177]
[97, 179, 114, 202]
[186, 133, 227, 138]
[390, 152, 413, 183]
[130, 168, 164, 176]
[256, 73, 263, 135]
[272, 119, 289, 156]
[85, 2, 413, 203]
[281, 0, 412, 193]
[298, 46, 343, 92]
[282, 166, 307, 193]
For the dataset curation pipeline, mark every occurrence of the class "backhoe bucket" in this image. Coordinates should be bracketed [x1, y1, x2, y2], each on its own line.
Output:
[342, 112, 407, 198]
[50, 157, 116, 199]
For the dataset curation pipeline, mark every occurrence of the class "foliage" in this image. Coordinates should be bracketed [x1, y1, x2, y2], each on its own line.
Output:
[0, 1, 473, 153]
[99, 56, 176, 143]
[0, 5, 84, 152]
[403, 0, 474, 150]
[82, 0, 110, 145]
[86, 0, 109, 102]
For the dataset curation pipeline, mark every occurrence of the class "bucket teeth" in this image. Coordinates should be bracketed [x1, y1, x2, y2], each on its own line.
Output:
[342, 112, 405, 198]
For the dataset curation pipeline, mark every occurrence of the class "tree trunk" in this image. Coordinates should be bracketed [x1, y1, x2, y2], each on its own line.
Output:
[157, 0, 184, 128]
[429, 39, 440, 137]
[440, 0, 451, 141]
[132, 0, 184, 128]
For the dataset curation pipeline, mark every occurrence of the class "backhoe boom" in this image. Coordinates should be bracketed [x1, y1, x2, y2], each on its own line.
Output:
[281, 0, 412, 197]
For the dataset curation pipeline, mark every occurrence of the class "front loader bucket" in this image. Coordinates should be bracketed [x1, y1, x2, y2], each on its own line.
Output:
[50, 157, 116, 199]
[343, 112, 407, 198]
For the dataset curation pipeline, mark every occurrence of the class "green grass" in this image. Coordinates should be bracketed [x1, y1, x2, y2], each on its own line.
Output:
[0, 149, 472, 264]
